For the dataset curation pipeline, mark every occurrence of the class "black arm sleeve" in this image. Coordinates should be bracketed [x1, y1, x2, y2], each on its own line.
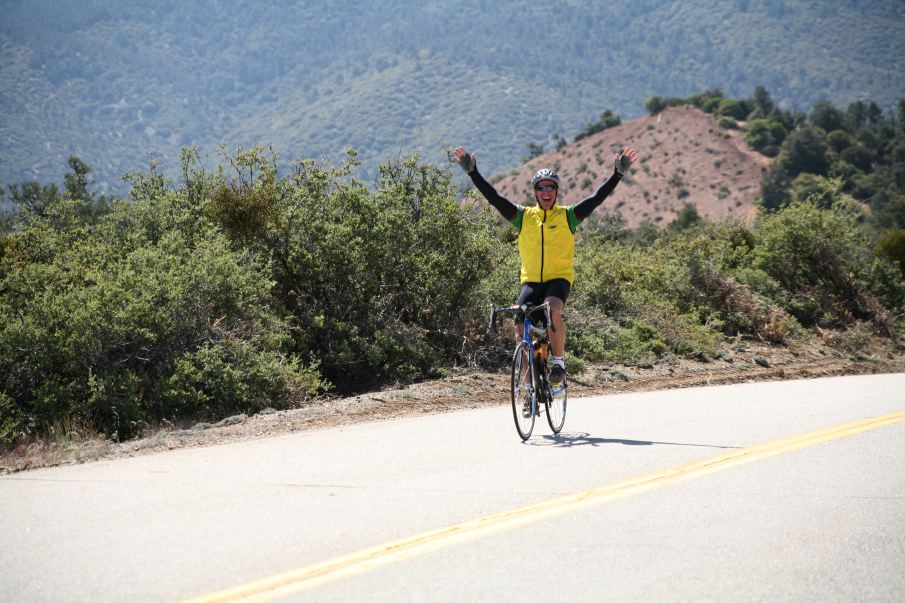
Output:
[468, 168, 520, 222]
[573, 170, 623, 222]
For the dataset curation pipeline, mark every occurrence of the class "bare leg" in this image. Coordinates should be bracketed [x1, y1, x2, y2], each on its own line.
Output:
[546, 296, 565, 357]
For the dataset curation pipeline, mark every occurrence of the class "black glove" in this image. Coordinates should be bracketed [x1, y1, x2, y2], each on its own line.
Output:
[456, 151, 476, 174]
[615, 153, 632, 176]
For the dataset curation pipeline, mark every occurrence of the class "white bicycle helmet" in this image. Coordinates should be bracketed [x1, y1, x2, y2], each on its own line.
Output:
[531, 168, 560, 188]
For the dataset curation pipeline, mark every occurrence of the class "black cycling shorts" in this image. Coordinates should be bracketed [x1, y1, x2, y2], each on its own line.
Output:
[515, 278, 571, 308]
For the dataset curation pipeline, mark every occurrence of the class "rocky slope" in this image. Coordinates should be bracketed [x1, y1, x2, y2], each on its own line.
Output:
[490, 107, 771, 228]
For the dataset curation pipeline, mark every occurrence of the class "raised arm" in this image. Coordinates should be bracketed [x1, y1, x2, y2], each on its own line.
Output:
[573, 148, 637, 221]
[452, 147, 520, 222]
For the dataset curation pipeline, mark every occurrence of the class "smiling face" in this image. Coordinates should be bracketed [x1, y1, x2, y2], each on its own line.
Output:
[534, 180, 558, 209]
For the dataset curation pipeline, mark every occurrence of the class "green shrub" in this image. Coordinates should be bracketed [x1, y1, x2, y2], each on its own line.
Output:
[571, 240, 719, 359]
[717, 98, 750, 121]
[644, 95, 684, 115]
[570, 316, 669, 366]
[718, 116, 738, 129]
[656, 224, 801, 343]
[828, 160, 862, 188]
[0, 171, 322, 444]
[574, 110, 621, 142]
[783, 126, 830, 177]
[0, 391, 21, 446]
[670, 203, 700, 230]
[744, 118, 787, 157]
[840, 145, 874, 172]
[876, 229, 905, 274]
[206, 148, 506, 391]
[790, 173, 831, 205]
[689, 89, 725, 113]
[645, 95, 667, 115]
[826, 129, 855, 153]
[753, 179, 889, 329]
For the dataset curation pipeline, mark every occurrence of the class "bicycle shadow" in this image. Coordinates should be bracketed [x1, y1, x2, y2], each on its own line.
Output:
[526, 432, 740, 450]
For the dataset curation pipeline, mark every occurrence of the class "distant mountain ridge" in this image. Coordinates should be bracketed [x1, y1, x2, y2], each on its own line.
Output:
[490, 107, 770, 227]
[1, 0, 904, 193]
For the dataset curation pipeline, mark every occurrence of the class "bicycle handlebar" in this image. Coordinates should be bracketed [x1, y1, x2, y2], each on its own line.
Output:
[489, 302, 555, 333]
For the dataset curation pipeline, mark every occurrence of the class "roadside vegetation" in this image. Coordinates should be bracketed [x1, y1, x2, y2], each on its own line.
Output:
[2, 91, 904, 449]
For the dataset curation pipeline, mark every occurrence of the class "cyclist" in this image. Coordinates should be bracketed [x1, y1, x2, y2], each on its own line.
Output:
[453, 145, 637, 384]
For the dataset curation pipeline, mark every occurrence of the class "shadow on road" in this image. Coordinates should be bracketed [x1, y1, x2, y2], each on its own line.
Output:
[528, 432, 740, 449]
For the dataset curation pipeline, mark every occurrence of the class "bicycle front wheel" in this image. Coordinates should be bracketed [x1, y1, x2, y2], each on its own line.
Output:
[545, 375, 567, 434]
[511, 342, 535, 440]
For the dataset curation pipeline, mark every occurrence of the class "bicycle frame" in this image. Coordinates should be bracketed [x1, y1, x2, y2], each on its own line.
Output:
[521, 307, 549, 368]
[491, 302, 553, 361]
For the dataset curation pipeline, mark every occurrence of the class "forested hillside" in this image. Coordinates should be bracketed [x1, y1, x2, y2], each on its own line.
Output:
[2, 0, 905, 193]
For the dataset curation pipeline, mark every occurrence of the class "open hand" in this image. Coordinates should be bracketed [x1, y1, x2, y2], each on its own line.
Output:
[452, 147, 476, 173]
[615, 148, 638, 175]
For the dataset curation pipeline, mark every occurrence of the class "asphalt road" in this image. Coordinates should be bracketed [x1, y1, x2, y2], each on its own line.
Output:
[2, 373, 904, 602]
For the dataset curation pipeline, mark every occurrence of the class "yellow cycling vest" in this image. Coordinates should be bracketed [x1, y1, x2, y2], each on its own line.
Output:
[512, 205, 580, 284]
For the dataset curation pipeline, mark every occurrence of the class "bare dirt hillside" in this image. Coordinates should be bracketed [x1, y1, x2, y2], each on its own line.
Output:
[490, 107, 770, 228]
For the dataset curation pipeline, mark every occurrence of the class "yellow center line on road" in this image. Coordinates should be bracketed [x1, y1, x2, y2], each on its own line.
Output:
[182, 410, 905, 603]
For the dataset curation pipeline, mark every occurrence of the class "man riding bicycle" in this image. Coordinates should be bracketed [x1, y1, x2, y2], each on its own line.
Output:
[453, 145, 637, 384]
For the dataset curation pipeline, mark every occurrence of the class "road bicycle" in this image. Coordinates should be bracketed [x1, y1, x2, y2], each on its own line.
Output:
[490, 302, 567, 440]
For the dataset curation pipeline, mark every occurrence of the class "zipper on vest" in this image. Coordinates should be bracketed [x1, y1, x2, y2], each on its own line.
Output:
[540, 209, 547, 282]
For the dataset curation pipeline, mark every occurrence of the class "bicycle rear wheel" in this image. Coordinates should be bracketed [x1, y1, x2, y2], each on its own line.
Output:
[511, 342, 535, 440]
[545, 374, 567, 434]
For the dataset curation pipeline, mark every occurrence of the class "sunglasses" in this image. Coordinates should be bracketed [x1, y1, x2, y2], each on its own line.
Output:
[535, 184, 558, 192]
